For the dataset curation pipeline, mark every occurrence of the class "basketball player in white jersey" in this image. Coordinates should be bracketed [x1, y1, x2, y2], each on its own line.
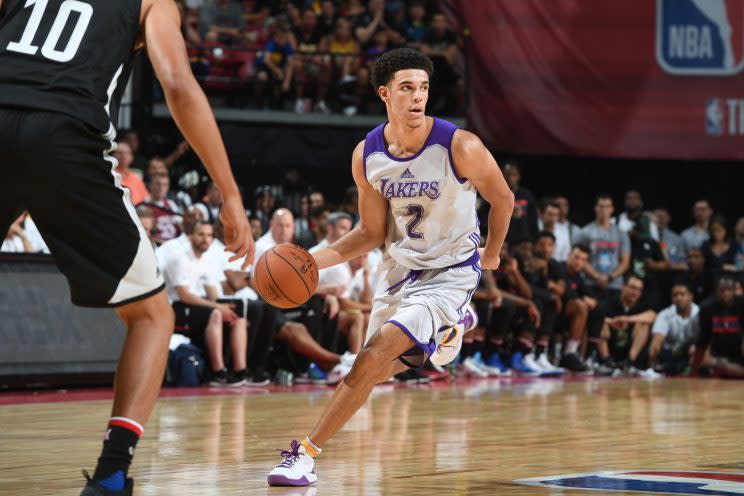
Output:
[267, 48, 514, 486]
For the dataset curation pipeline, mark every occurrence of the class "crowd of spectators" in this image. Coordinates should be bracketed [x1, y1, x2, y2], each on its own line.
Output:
[3, 137, 744, 384]
[177, 0, 464, 115]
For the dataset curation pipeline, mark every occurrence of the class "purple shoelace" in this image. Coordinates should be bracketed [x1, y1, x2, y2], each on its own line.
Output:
[276, 440, 301, 468]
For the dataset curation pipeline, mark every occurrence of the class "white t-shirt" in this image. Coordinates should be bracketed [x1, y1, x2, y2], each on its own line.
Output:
[24, 216, 49, 253]
[156, 233, 191, 272]
[344, 268, 370, 301]
[254, 231, 278, 262]
[309, 239, 353, 292]
[652, 303, 700, 343]
[163, 247, 220, 302]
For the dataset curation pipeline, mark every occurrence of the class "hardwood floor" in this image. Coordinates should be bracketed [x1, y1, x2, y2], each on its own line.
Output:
[1, 377, 742, 495]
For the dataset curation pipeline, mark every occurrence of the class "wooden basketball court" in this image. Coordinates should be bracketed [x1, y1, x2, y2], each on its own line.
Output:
[1, 377, 742, 495]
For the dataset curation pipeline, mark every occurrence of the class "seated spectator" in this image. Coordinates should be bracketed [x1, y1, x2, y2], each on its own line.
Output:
[553, 196, 580, 262]
[114, 142, 149, 205]
[574, 194, 630, 301]
[502, 162, 538, 242]
[293, 9, 331, 113]
[686, 247, 713, 303]
[649, 283, 699, 375]
[144, 157, 169, 185]
[156, 205, 205, 272]
[353, 0, 388, 45]
[701, 215, 740, 274]
[559, 245, 601, 372]
[421, 12, 462, 114]
[254, 24, 295, 107]
[255, 208, 296, 260]
[120, 129, 148, 172]
[310, 205, 332, 246]
[596, 274, 657, 375]
[199, 0, 246, 45]
[249, 215, 264, 241]
[317, 0, 339, 37]
[357, 27, 392, 113]
[310, 190, 325, 210]
[681, 199, 713, 250]
[1, 214, 33, 253]
[691, 275, 744, 378]
[252, 185, 276, 233]
[616, 190, 658, 239]
[136, 205, 157, 249]
[141, 174, 183, 245]
[164, 221, 249, 386]
[195, 181, 222, 224]
[654, 207, 687, 270]
[328, 18, 362, 115]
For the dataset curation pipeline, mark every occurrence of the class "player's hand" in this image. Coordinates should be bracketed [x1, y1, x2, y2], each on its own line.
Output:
[324, 294, 340, 319]
[221, 194, 255, 271]
[478, 247, 501, 270]
[527, 302, 541, 328]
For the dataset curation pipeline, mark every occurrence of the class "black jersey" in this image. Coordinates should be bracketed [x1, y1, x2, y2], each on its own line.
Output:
[0, 0, 140, 135]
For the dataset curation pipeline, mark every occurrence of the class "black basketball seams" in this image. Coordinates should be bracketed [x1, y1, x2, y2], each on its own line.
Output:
[263, 250, 300, 305]
[271, 246, 312, 299]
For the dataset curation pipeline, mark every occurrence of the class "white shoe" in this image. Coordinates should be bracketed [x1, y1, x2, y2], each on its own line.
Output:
[343, 105, 358, 117]
[326, 362, 352, 385]
[315, 100, 330, 114]
[463, 356, 489, 377]
[430, 306, 478, 366]
[339, 351, 357, 367]
[639, 368, 663, 379]
[268, 441, 318, 486]
[294, 99, 305, 114]
[523, 353, 544, 373]
[537, 353, 565, 374]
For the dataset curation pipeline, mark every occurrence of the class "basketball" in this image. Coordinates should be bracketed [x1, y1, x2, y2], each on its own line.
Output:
[254, 243, 319, 309]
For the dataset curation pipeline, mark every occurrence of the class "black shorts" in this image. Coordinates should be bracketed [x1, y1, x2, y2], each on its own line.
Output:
[0, 109, 163, 307]
[173, 301, 215, 347]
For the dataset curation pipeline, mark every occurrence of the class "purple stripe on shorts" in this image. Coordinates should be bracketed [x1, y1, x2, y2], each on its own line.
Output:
[457, 263, 482, 315]
[388, 319, 436, 356]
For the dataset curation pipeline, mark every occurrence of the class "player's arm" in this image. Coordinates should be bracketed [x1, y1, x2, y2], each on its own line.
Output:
[142, 0, 253, 267]
[451, 130, 514, 270]
[312, 141, 388, 270]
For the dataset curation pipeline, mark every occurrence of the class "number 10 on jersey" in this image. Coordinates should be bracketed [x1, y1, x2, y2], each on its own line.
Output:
[7, 0, 92, 63]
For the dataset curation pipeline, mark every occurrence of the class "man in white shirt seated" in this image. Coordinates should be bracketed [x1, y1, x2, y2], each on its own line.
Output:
[156, 206, 205, 272]
[254, 208, 296, 261]
[649, 282, 699, 375]
[163, 221, 248, 387]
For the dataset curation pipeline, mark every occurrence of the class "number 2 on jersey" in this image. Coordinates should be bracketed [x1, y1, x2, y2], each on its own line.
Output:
[7, 0, 93, 63]
[405, 204, 425, 240]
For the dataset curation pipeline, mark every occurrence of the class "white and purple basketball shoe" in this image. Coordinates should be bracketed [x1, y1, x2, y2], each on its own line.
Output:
[267, 440, 317, 486]
[430, 306, 478, 366]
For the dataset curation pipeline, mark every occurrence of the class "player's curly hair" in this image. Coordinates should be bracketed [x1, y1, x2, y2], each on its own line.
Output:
[371, 48, 434, 88]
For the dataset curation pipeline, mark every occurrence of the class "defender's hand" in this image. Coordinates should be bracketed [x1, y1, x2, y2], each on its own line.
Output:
[221, 194, 255, 270]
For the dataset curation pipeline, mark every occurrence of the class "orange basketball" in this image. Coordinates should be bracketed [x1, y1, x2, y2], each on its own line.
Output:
[254, 243, 319, 309]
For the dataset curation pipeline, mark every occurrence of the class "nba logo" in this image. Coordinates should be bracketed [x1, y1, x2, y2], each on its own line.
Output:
[657, 0, 744, 75]
[516, 470, 744, 495]
[706, 98, 724, 135]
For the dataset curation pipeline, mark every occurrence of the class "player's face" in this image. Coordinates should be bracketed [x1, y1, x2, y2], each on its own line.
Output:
[381, 69, 429, 128]
[671, 286, 692, 311]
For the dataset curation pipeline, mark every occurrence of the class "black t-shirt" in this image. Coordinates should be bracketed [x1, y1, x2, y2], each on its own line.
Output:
[606, 297, 651, 319]
[507, 186, 539, 242]
[563, 265, 589, 300]
[697, 296, 744, 361]
[630, 237, 664, 282]
[295, 27, 324, 54]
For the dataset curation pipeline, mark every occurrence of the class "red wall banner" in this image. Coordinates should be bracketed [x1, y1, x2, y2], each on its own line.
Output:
[455, 0, 744, 159]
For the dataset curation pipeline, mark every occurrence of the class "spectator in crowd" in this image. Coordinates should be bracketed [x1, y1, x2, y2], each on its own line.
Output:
[309, 190, 325, 210]
[157, 205, 205, 271]
[404, 0, 428, 48]
[199, 0, 245, 44]
[328, 18, 362, 116]
[628, 215, 668, 310]
[353, 0, 389, 45]
[195, 181, 222, 224]
[502, 162, 538, 242]
[1, 214, 34, 253]
[691, 275, 744, 378]
[252, 185, 276, 233]
[686, 247, 712, 303]
[255, 208, 296, 261]
[421, 12, 462, 114]
[574, 194, 630, 300]
[293, 9, 331, 113]
[341, 186, 359, 225]
[596, 274, 656, 375]
[552, 196, 579, 262]
[682, 200, 713, 250]
[317, 0, 339, 37]
[250, 216, 264, 241]
[144, 157, 169, 185]
[359, 28, 392, 113]
[254, 24, 295, 108]
[142, 174, 182, 245]
[120, 129, 148, 172]
[136, 205, 157, 248]
[649, 282, 699, 375]
[537, 200, 573, 262]
[559, 245, 598, 372]
[735, 217, 744, 270]
[164, 221, 249, 386]
[114, 142, 149, 205]
[700, 215, 739, 274]
[654, 206, 687, 269]
[616, 190, 658, 239]
[310, 205, 332, 246]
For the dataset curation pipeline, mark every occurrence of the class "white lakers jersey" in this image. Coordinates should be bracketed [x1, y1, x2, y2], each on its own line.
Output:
[363, 117, 480, 270]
